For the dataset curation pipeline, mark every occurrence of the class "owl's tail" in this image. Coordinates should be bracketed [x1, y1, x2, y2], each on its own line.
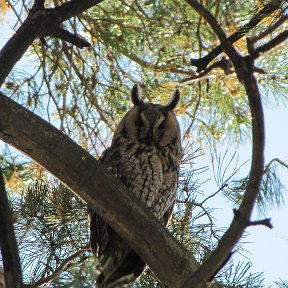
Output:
[96, 251, 146, 288]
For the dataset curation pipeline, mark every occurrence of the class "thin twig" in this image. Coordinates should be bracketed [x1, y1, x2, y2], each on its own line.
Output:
[264, 158, 288, 174]
[233, 209, 273, 229]
[248, 219, 273, 229]
[23, 246, 90, 288]
[200, 184, 228, 206]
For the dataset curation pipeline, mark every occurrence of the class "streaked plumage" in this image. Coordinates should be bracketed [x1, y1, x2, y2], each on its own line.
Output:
[89, 84, 182, 287]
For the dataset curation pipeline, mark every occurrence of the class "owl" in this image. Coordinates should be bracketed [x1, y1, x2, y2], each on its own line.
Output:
[89, 84, 182, 287]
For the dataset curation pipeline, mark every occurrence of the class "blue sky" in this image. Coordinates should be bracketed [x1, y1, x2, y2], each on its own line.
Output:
[247, 106, 288, 286]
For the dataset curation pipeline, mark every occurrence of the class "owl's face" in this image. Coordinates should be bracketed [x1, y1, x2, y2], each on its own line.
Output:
[113, 84, 181, 147]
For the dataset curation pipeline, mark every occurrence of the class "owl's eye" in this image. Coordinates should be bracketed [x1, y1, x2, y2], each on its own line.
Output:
[159, 122, 167, 130]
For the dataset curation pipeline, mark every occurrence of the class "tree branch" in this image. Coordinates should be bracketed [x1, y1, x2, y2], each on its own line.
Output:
[232, 209, 273, 229]
[182, 1, 266, 287]
[0, 0, 103, 85]
[43, 27, 91, 48]
[248, 218, 273, 229]
[265, 158, 288, 172]
[250, 29, 288, 59]
[0, 91, 199, 288]
[0, 168, 23, 288]
[185, 25, 288, 83]
[182, 57, 234, 83]
[189, 0, 284, 71]
[250, 14, 288, 43]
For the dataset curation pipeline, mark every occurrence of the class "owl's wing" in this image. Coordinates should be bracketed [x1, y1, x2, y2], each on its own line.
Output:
[88, 206, 111, 257]
[88, 148, 112, 256]
[162, 202, 175, 226]
[88, 148, 146, 287]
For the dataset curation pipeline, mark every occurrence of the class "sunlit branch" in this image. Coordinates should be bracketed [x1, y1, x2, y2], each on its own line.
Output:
[182, 89, 202, 137]
[119, 0, 153, 50]
[115, 44, 197, 76]
[80, 14, 197, 77]
[62, 42, 86, 81]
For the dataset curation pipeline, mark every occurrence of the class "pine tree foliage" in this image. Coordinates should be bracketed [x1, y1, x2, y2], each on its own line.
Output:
[12, 179, 89, 284]
[275, 279, 288, 288]
[217, 262, 265, 288]
[0, 0, 288, 287]
[226, 158, 288, 215]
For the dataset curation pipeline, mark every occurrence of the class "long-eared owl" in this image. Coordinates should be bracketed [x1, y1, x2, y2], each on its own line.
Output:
[89, 84, 182, 287]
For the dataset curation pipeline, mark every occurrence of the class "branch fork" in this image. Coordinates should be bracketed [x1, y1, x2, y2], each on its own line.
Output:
[181, 1, 267, 286]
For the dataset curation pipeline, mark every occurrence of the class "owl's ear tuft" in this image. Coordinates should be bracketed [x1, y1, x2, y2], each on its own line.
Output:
[165, 89, 180, 110]
[131, 83, 144, 106]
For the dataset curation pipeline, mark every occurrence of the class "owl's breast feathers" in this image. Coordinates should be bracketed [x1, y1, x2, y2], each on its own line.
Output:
[102, 136, 181, 219]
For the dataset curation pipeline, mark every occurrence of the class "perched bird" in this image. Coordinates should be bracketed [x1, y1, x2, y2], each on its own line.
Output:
[89, 84, 182, 287]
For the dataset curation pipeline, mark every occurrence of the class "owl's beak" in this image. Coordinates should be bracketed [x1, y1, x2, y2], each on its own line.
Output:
[146, 129, 154, 145]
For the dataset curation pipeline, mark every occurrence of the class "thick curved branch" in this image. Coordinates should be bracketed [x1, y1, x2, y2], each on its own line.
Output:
[0, 0, 103, 85]
[182, 1, 265, 287]
[0, 169, 23, 288]
[0, 91, 199, 288]
[189, 0, 284, 71]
